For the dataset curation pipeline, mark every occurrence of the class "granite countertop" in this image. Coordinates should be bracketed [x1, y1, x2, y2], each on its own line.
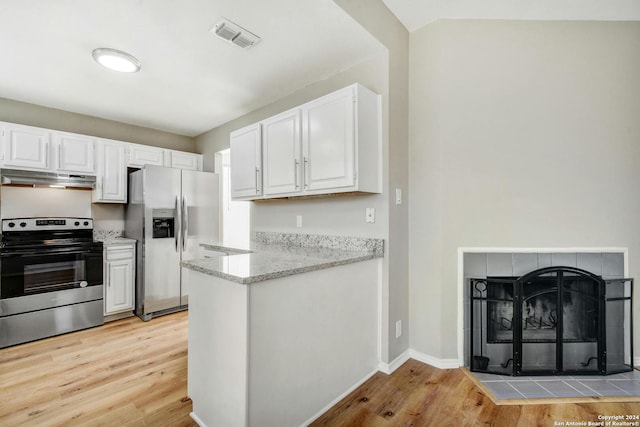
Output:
[181, 232, 384, 285]
[93, 230, 136, 246]
[100, 237, 137, 246]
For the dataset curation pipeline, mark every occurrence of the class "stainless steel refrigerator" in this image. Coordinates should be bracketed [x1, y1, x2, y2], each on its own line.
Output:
[125, 165, 219, 321]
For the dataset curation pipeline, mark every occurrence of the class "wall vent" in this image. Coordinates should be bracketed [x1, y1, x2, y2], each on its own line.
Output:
[211, 18, 261, 49]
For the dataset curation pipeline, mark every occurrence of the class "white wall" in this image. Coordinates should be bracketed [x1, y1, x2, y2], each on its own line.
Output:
[409, 21, 640, 360]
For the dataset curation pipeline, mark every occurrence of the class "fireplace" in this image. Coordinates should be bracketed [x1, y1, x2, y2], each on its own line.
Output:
[470, 266, 633, 376]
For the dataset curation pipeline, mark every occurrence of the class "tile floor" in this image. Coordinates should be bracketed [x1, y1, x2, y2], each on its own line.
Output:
[472, 370, 640, 400]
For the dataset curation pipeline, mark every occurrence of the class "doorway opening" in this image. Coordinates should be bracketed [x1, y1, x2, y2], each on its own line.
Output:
[215, 149, 250, 247]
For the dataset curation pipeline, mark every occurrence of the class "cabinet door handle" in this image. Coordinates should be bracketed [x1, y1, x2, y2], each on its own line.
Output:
[255, 167, 260, 194]
[45, 142, 49, 168]
[303, 157, 309, 188]
[294, 159, 299, 189]
[58, 144, 62, 169]
[106, 264, 110, 287]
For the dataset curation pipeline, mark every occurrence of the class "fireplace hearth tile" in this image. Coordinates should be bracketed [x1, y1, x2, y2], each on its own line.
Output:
[484, 382, 525, 399]
[467, 370, 640, 402]
[510, 381, 555, 398]
[578, 380, 632, 397]
[537, 381, 587, 398]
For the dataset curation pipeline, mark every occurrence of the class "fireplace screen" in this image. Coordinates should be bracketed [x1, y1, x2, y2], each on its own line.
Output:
[470, 266, 633, 376]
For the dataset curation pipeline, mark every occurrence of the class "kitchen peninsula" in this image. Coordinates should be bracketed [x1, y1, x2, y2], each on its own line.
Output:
[181, 232, 383, 427]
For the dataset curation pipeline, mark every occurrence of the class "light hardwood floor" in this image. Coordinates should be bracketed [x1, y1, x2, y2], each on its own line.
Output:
[1, 312, 637, 426]
[0, 311, 197, 427]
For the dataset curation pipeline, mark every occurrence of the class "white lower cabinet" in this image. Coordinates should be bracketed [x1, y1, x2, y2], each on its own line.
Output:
[104, 243, 135, 315]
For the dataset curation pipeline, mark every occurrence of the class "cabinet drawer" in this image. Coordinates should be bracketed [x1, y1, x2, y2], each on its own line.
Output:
[105, 247, 134, 261]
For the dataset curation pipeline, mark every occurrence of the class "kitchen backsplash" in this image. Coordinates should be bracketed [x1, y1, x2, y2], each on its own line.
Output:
[1, 186, 92, 218]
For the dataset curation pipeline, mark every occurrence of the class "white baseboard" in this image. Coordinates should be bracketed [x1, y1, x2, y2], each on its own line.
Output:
[302, 367, 379, 427]
[634, 357, 640, 368]
[378, 349, 461, 375]
[190, 412, 207, 427]
[378, 349, 411, 374]
[408, 349, 461, 370]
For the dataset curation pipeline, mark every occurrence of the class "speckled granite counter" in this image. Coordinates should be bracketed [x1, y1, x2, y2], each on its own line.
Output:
[93, 230, 136, 246]
[182, 232, 383, 284]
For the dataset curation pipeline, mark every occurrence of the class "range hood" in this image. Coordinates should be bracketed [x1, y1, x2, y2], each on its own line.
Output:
[0, 169, 96, 189]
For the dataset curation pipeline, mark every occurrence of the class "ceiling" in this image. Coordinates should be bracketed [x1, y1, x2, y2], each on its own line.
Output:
[3, 1, 638, 138]
[382, 0, 640, 32]
[0, 0, 383, 137]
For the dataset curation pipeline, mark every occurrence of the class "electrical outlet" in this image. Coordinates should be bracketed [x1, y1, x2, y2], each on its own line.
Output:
[395, 320, 402, 338]
[296, 215, 302, 227]
[365, 208, 375, 223]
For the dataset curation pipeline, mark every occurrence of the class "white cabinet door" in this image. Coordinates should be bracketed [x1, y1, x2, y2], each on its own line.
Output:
[166, 150, 202, 171]
[127, 144, 164, 167]
[262, 109, 302, 196]
[302, 86, 356, 191]
[94, 139, 126, 203]
[1, 123, 50, 170]
[104, 246, 135, 315]
[230, 123, 262, 199]
[55, 133, 96, 174]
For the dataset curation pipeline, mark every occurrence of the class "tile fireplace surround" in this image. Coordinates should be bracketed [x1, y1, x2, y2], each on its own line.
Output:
[460, 249, 637, 401]
[460, 249, 633, 371]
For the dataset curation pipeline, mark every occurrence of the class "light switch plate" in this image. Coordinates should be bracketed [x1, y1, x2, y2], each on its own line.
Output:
[395, 188, 402, 205]
[296, 215, 302, 227]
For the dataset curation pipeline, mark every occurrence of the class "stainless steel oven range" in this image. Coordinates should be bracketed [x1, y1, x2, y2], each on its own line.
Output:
[0, 217, 104, 348]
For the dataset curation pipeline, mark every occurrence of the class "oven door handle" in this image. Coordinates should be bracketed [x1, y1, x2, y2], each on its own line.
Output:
[0, 248, 98, 257]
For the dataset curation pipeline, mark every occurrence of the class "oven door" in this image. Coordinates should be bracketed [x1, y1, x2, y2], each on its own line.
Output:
[0, 243, 103, 300]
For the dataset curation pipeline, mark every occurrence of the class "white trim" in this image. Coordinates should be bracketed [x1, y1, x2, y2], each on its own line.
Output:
[634, 356, 640, 368]
[377, 258, 383, 366]
[302, 368, 379, 427]
[457, 247, 630, 368]
[190, 412, 207, 427]
[378, 349, 410, 374]
[409, 350, 461, 370]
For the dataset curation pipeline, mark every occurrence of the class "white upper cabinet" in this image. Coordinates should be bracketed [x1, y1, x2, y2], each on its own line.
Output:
[165, 150, 202, 171]
[230, 123, 262, 199]
[0, 122, 96, 174]
[302, 88, 356, 192]
[54, 132, 96, 174]
[1, 122, 51, 170]
[229, 83, 381, 201]
[126, 143, 164, 167]
[262, 109, 301, 197]
[93, 139, 127, 203]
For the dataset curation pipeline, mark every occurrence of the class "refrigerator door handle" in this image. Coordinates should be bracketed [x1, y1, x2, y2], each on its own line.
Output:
[182, 195, 188, 251]
[175, 196, 179, 252]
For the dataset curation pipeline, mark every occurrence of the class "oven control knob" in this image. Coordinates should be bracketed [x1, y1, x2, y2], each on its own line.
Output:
[74, 221, 80, 226]
[79, 281, 88, 288]
[7, 222, 15, 228]
[19, 222, 27, 228]
[83, 221, 89, 226]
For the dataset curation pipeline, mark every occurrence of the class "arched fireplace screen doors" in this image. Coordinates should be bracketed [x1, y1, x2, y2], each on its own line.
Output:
[470, 266, 634, 376]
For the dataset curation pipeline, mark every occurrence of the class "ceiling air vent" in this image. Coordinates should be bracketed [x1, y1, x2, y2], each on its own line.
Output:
[211, 18, 261, 49]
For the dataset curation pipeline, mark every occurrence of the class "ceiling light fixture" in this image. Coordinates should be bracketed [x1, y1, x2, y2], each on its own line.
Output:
[92, 48, 141, 73]
[210, 18, 261, 49]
